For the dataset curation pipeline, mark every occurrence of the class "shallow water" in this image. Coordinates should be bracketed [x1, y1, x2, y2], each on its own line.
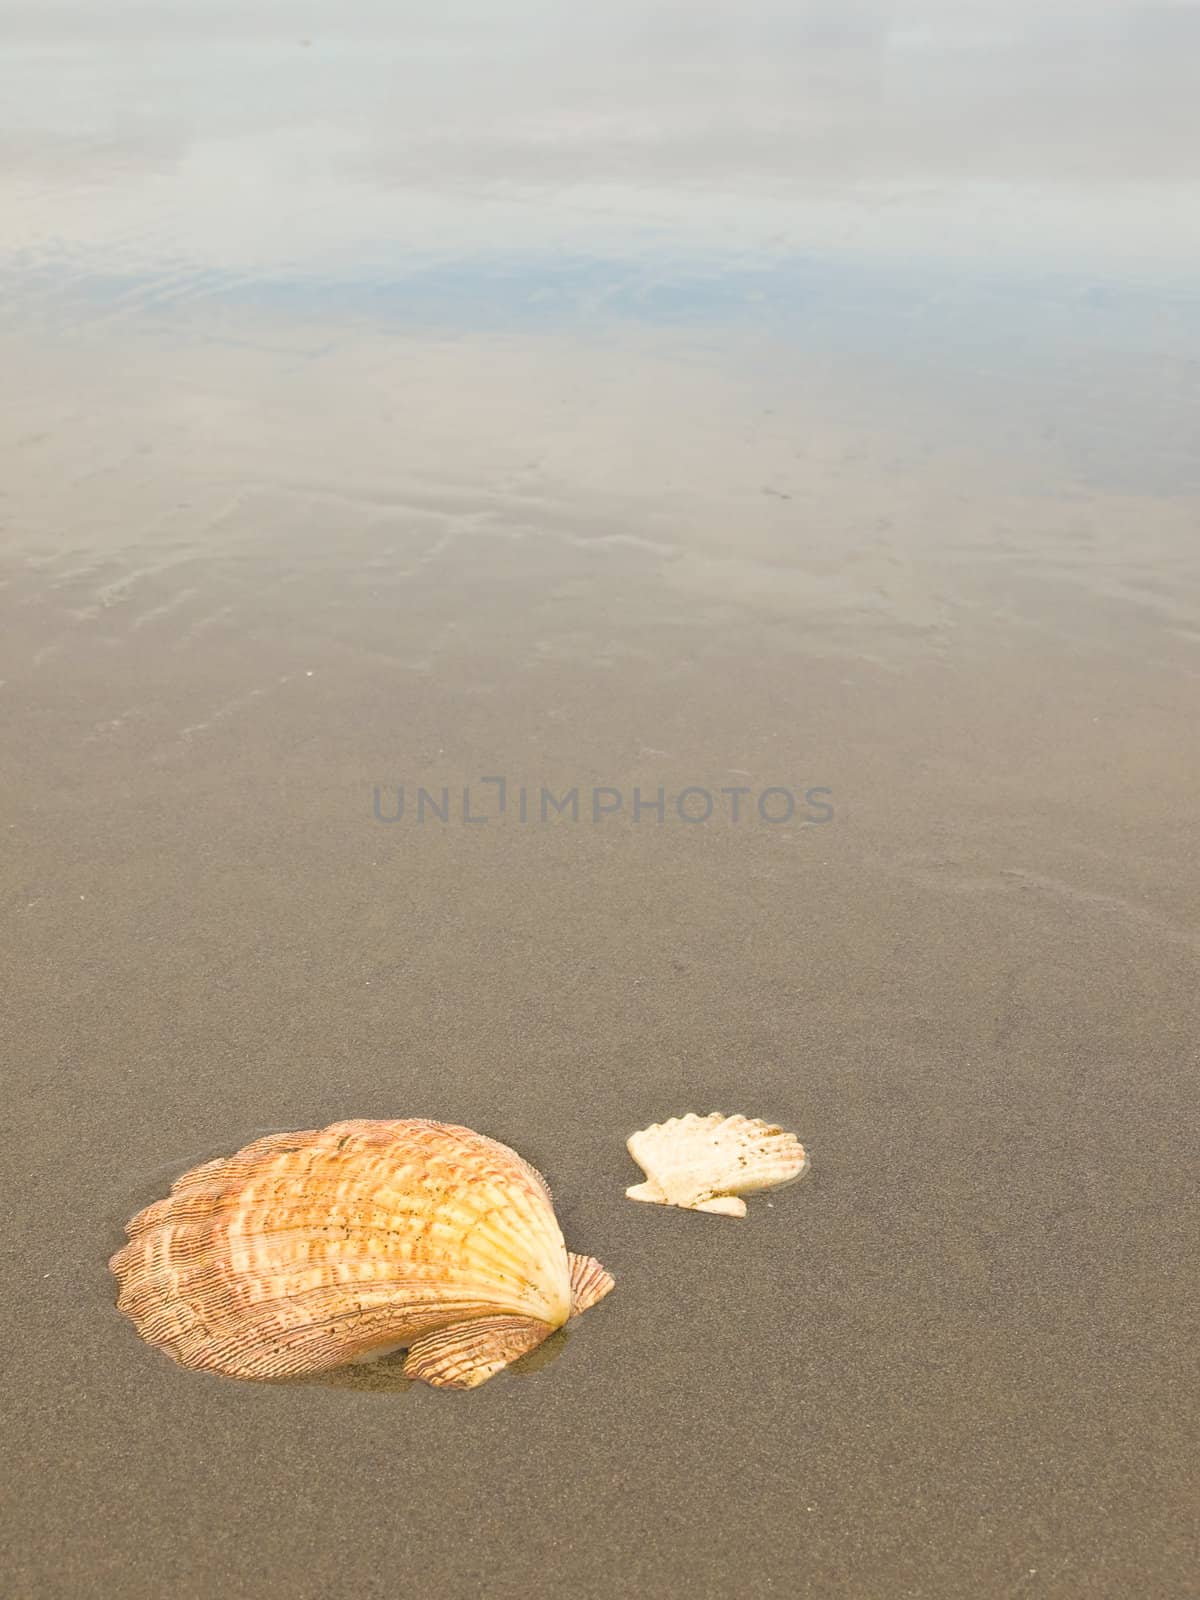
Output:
[2, 5, 1198, 1597]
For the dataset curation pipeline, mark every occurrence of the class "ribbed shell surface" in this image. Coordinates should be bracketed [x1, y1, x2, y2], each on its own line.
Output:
[110, 1119, 576, 1379]
[627, 1112, 808, 1206]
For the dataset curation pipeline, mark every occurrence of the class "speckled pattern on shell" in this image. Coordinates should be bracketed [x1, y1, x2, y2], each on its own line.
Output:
[110, 1119, 613, 1388]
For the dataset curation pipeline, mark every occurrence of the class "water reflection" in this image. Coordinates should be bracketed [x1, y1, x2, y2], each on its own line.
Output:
[4, 3, 1199, 285]
[3, 2, 1196, 524]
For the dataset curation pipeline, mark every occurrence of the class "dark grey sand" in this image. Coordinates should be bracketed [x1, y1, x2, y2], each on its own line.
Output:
[2, 7, 1199, 1598]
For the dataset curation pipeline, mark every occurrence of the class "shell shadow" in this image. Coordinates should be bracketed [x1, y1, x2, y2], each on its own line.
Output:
[299, 1348, 415, 1394]
[290, 1326, 570, 1395]
[508, 1325, 569, 1377]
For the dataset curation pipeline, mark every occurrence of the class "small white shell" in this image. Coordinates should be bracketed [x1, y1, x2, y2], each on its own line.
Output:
[625, 1112, 808, 1217]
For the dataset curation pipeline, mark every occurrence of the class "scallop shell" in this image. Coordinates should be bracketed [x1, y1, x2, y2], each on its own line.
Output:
[110, 1119, 613, 1389]
[625, 1112, 808, 1217]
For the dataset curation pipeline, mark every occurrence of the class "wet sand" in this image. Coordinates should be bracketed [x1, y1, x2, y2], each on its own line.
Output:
[3, 6, 1199, 1598]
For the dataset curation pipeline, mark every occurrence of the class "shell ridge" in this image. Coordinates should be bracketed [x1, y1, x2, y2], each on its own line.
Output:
[568, 1253, 615, 1316]
[401, 1314, 553, 1390]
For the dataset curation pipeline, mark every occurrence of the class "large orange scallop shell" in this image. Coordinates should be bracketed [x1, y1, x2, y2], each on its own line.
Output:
[110, 1119, 613, 1390]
